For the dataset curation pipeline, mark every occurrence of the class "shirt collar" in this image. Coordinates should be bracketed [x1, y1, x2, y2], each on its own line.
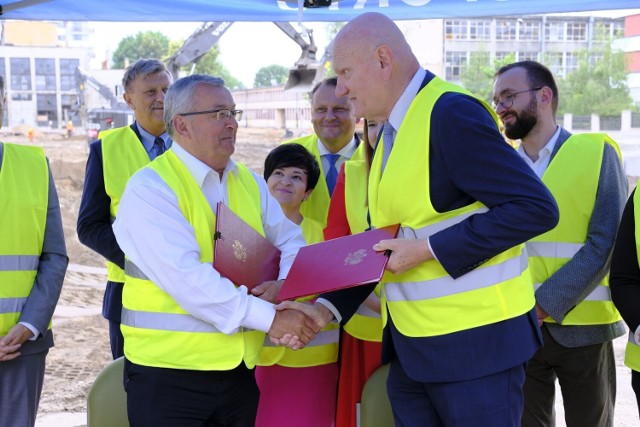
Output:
[136, 122, 171, 152]
[171, 141, 237, 188]
[516, 125, 561, 160]
[388, 68, 426, 132]
[317, 135, 358, 158]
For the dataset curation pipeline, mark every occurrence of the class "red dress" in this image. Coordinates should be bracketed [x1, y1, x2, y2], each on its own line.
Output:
[325, 166, 383, 427]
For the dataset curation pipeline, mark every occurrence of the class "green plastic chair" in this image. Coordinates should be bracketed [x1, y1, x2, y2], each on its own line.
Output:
[86, 356, 129, 427]
[360, 363, 394, 427]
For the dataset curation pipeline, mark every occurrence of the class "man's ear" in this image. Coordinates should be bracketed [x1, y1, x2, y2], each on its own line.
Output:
[123, 92, 134, 109]
[173, 116, 190, 137]
[539, 86, 554, 108]
[376, 45, 394, 80]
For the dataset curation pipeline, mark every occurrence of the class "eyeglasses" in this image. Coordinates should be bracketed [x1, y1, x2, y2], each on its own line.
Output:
[179, 108, 243, 121]
[492, 87, 542, 110]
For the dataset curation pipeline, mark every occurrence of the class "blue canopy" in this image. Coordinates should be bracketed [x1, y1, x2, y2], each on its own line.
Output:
[1, 0, 638, 22]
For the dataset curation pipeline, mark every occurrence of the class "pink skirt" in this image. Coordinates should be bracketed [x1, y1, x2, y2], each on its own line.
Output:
[255, 363, 339, 427]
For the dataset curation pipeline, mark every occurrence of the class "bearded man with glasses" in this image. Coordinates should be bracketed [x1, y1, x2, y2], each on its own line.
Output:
[493, 60, 627, 427]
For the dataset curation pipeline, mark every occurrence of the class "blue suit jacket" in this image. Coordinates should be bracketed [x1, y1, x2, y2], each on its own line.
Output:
[322, 71, 559, 382]
[77, 124, 144, 322]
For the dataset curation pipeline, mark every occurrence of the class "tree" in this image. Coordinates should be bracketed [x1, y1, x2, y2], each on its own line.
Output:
[254, 64, 289, 88]
[112, 31, 170, 68]
[557, 31, 633, 116]
[192, 47, 244, 90]
[460, 51, 516, 103]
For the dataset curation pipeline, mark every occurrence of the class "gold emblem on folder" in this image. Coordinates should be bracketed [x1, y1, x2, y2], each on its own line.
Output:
[344, 249, 367, 266]
[233, 240, 248, 262]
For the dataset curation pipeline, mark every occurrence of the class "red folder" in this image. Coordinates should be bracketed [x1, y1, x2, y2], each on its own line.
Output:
[213, 202, 281, 291]
[277, 224, 400, 302]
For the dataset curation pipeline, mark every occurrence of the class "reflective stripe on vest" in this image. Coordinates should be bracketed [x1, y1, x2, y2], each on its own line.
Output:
[122, 306, 221, 333]
[284, 135, 331, 228]
[258, 218, 339, 367]
[529, 241, 613, 303]
[122, 151, 266, 370]
[0, 255, 40, 271]
[102, 127, 152, 283]
[529, 133, 621, 326]
[0, 143, 48, 335]
[368, 76, 534, 338]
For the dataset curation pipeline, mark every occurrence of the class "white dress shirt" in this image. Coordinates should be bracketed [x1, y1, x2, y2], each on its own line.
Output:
[517, 126, 561, 178]
[113, 142, 306, 335]
[317, 136, 358, 173]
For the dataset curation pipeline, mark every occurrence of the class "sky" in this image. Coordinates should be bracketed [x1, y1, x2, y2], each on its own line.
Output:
[91, 21, 331, 88]
[90, 8, 639, 88]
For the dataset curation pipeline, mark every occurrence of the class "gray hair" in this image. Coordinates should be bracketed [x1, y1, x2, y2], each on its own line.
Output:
[0, 75, 4, 94]
[122, 59, 172, 92]
[163, 74, 226, 137]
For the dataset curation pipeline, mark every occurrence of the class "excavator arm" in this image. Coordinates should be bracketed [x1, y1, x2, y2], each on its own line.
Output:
[166, 21, 328, 92]
[164, 21, 233, 81]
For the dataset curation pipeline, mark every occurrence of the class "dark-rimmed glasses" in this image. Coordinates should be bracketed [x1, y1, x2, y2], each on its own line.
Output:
[179, 109, 243, 121]
[492, 87, 542, 110]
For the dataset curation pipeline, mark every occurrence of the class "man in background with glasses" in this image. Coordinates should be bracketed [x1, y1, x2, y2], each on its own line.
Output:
[77, 58, 173, 360]
[493, 60, 626, 427]
[113, 74, 319, 426]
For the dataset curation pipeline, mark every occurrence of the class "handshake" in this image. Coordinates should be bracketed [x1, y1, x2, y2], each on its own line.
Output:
[250, 280, 335, 350]
[267, 300, 335, 350]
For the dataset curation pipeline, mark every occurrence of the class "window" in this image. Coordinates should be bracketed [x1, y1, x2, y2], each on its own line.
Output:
[36, 58, 56, 91]
[543, 52, 564, 77]
[469, 20, 491, 40]
[519, 20, 541, 41]
[545, 21, 565, 41]
[565, 52, 579, 73]
[518, 52, 539, 62]
[445, 51, 467, 81]
[60, 58, 79, 91]
[10, 58, 31, 91]
[445, 20, 468, 40]
[566, 22, 587, 41]
[496, 20, 517, 41]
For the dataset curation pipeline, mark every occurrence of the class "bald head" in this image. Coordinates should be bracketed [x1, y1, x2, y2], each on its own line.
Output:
[336, 13, 410, 57]
[332, 13, 419, 121]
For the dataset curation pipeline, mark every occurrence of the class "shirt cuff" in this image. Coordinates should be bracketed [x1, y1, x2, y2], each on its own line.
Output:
[18, 322, 40, 341]
[243, 296, 277, 333]
[316, 298, 341, 323]
[427, 237, 439, 263]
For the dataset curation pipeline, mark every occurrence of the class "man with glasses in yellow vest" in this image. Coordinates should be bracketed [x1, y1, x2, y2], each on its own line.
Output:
[493, 61, 627, 427]
[0, 75, 68, 427]
[77, 59, 172, 359]
[113, 74, 320, 426]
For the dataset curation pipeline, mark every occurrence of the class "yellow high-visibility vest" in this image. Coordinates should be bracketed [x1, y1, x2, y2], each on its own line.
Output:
[528, 133, 622, 326]
[369, 76, 534, 337]
[0, 143, 49, 335]
[122, 151, 265, 370]
[102, 126, 152, 283]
